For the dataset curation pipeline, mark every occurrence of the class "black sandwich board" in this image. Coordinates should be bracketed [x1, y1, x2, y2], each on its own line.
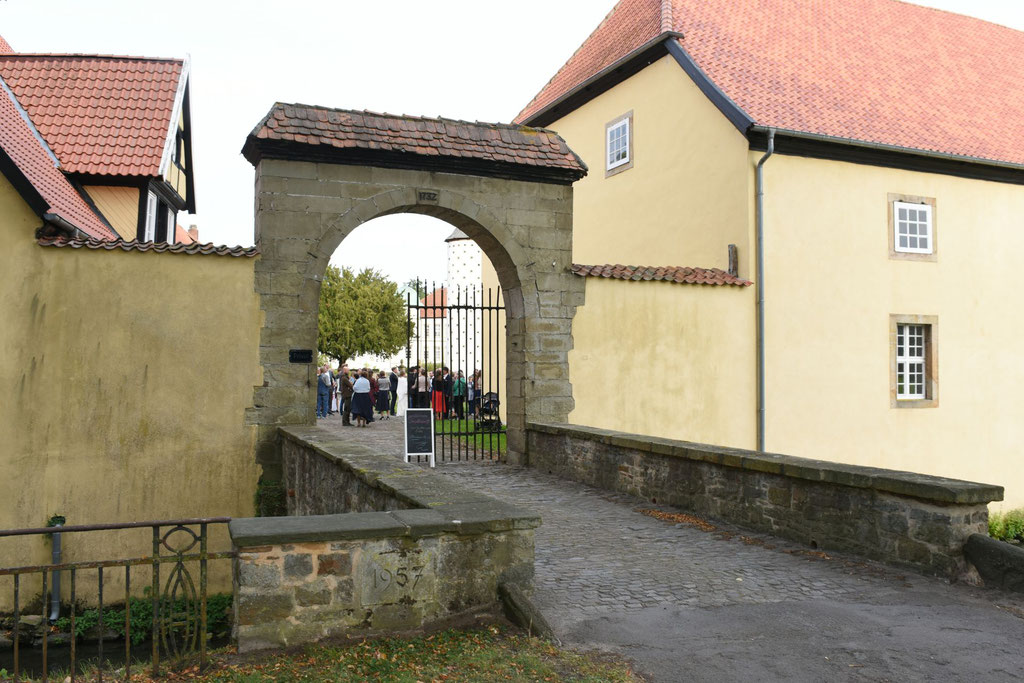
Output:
[404, 409, 435, 467]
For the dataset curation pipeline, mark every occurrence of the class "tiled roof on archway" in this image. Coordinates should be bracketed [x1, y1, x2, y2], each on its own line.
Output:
[517, 0, 1024, 168]
[243, 104, 588, 185]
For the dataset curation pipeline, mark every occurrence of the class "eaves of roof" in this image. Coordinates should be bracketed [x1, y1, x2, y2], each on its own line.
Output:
[518, 0, 1024, 184]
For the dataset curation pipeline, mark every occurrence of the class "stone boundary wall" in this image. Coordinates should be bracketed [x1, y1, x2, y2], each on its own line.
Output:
[527, 422, 1003, 578]
[230, 427, 540, 651]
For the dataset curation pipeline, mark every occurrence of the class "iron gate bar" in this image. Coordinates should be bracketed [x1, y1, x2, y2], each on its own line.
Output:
[70, 568, 76, 681]
[41, 569, 48, 681]
[97, 566, 103, 682]
[125, 564, 131, 681]
[12, 574, 18, 676]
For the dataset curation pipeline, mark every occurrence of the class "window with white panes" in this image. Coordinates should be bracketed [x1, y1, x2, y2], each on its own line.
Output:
[606, 118, 629, 170]
[140, 189, 177, 244]
[894, 201, 933, 254]
[896, 323, 927, 399]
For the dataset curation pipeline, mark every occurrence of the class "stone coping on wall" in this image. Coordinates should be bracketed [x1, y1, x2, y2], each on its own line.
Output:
[234, 426, 542, 542]
[527, 422, 1003, 505]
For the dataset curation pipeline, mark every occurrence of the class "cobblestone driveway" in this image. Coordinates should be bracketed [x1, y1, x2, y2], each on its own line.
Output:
[318, 417, 1024, 681]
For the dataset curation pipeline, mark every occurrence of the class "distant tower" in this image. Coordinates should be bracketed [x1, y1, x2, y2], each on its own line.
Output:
[445, 229, 483, 373]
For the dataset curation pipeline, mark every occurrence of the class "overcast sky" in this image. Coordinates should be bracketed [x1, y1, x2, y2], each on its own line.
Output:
[2, 0, 1022, 286]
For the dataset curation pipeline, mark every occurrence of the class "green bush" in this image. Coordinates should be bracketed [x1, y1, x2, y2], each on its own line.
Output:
[54, 592, 232, 643]
[989, 508, 1024, 542]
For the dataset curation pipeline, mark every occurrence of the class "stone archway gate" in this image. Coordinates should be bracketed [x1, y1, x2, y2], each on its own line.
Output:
[241, 104, 588, 478]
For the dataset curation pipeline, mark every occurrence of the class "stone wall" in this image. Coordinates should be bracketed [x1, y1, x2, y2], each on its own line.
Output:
[281, 431, 416, 515]
[231, 427, 539, 651]
[527, 422, 1003, 578]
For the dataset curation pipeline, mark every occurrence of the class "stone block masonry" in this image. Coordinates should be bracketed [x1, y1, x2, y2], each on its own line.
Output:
[526, 422, 1003, 579]
[250, 155, 586, 475]
[230, 427, 539, 651]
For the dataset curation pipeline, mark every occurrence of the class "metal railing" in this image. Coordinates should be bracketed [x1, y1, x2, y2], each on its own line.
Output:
[0, 518, 234, 681]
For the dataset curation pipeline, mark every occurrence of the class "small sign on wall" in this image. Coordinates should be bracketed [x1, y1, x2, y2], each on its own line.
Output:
[405, 409, 435, 467]
[289, 349, 314, 364]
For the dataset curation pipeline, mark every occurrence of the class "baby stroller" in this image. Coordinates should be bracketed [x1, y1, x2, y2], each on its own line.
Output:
[479, 392, 502, 432]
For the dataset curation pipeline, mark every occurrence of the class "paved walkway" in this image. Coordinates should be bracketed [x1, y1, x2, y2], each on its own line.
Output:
[317, 416, 1024, 682]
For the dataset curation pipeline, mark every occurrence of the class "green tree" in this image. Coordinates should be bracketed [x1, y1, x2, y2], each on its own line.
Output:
[404, 278, 428, 299]
[318, 266, 408, 364]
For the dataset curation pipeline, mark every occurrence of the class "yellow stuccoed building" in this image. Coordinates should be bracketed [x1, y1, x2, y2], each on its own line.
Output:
[499, 0, 1024, 509]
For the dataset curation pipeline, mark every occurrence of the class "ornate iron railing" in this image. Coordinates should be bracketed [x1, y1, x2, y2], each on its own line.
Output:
[0, 518, 234, 681]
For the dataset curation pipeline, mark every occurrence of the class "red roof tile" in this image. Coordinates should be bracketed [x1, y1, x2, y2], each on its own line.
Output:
[572, 263, 750, 287]
[419, 287, 448, 318]
[0, 36, 13, 54]
[37, 235, 258, 257]
[518, 0, 1024, 167]
[0, 54, 183, 176]
[246, 104, 587, 179]
[517, 0, 666, 126]
[0, 80, 115, 239]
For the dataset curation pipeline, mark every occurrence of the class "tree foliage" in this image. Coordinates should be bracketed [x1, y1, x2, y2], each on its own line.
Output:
[318, 266, 407, 364]
[404, 278, 428, 299]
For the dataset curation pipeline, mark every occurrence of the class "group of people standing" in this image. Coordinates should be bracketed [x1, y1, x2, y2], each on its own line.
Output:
[317, 364, 407, 427]
[317, 364, 486, 426]
[406, 366, 483, 421]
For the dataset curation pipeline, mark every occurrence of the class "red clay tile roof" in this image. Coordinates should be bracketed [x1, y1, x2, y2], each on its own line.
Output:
[518, 0, 1024, 167]
[0, 79, 115, 239]
[572, 263, 750, 287]
[517, 0, 667, 126]
[245, 104, 587, 179]
[0, 36, 13, 54]
[37, 235, 259, 257]
[0, 54, 184, 176]
[419, 287, 448, 318]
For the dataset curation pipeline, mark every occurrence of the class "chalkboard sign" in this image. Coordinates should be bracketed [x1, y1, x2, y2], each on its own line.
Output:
[404, 409, 435, 467]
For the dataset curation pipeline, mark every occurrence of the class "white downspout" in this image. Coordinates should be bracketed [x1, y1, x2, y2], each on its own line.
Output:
[755, 129, 775, 452]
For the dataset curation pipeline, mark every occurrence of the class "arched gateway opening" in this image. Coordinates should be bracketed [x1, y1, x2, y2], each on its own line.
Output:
[242, 105, 587, 478]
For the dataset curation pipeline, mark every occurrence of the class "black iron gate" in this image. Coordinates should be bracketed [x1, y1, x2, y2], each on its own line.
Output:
[405, 283, 505, 462]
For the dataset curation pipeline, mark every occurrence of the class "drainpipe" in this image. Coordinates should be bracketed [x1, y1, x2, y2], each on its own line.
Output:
[755, 129, 775, 452]
[49, 522, 62, 622]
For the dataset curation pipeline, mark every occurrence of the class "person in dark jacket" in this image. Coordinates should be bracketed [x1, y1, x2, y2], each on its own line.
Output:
[389, 367, 399, 415]
[339, 364, 354, 426]
[442, 366, 454, 417]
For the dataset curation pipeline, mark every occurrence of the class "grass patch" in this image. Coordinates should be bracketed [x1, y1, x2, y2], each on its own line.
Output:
[435, 418, 507, 454]
[989, 508, 1024, 543]
[156, 625, 640, 682]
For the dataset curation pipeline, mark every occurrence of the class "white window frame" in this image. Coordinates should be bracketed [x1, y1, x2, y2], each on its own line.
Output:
[144, 191, 158, 242]
[166, 206, 177, 245]
[895, 323, 927, 400]
[893, 200, 933, 254]
[606, 118, 630, 171]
